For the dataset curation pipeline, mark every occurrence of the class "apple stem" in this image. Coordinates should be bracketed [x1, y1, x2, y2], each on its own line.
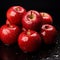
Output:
[30, 11, 33, 19]
[27, 30, 30, 35]
[31, 11, 32, 16]
[43, 13, 45, 17]
[15, 7, 20, 11]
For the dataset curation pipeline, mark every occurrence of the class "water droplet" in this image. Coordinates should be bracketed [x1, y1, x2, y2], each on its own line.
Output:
[56, 50, 59, 54]
[32, 56, 34, 58]
[56, 41, 58, 44]
[46, 57, 50, 59]
[53, 54, 59, 58]
[16, 52, 19, 55]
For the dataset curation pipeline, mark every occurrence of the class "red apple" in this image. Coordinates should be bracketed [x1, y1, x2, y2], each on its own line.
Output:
[18, 30, 41, 52]
[0, 24, 21, 45]
[6, 19, 11, 25]
[6, 19, 22, 29]
[40, 12, 53, 25]
[22, 10, 42, 31]
[6, 6, 26, 26]
[22, 27, 26, 32]
[40, 24, 57, 44]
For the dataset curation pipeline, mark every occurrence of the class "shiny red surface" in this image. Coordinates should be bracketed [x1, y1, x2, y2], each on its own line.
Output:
[0, 24, 21, 45]
[7, 6, 26, 26]
[18, 30, 41, 52]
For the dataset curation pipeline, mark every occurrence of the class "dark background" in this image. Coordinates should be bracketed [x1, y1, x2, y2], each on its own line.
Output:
[0, 0, 60, 28]
[0, 0, 60, 60]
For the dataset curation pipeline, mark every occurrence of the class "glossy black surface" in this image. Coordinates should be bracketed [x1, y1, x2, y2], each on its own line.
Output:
[0, 0, 60, 60]
[0, 32, 60, 60]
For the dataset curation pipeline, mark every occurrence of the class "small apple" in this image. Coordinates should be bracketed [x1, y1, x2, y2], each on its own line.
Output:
[40, 12, 53, 25]
[22, 10, 42, 31]
[6, 19, 11, 25]
[6, 19, 22, 29]
[18, 30, 41, 52]
[6, 6, 26, 26]
[0, 24, 21, 45]
[40, 24, 57, 44]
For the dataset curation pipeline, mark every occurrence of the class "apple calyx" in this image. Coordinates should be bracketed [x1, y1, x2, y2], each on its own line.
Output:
[42, 13, 49, 19]
[45, 25, 49, 29]
[41, 13, 43, 16]
[15, 7, 20, 11]
[27, 30, 31, 35]
[42, 24, 54, 31]
[42, 13, 46, 17]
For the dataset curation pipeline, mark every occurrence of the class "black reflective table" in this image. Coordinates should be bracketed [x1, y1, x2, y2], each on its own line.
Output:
[0, 27, 60, 60]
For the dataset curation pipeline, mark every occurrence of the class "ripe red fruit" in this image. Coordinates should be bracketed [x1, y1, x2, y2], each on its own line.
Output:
[40, 24, 57, 44]
[18, 30, 41, 52]
[6, 6, 26, 26]
[22, 27, 26, 32]
[22, 10, 42, 31]
[40, 12, 53, 25]
[6, 19, 11, 25]
[6, 19, 22, 30]
[0, 24, 21, 45]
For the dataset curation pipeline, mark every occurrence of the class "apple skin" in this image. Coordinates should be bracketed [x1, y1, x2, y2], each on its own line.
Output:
[6, 6, 26, 26]
[40, 24, 57, 44]
[18, 30, 41, 52]
[22, 10, 42, 31]
[0, 24, 21, 45]
[40, 12, 53, 25]
[6, 19, 11, 25]
[6, 19, 22, 29]
[22, 27, 26, 32]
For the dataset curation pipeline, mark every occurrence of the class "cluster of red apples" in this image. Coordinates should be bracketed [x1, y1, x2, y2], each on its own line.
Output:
[0, 6, 57, 52]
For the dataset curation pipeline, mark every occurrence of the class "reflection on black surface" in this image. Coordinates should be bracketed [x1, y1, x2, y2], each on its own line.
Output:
[0, 43, 56, 60]
[0, 33, 60, 60]
[0, 46, 16, 60]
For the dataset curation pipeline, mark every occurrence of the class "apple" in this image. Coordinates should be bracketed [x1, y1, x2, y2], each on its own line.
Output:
[6, 19, 11, 25]
[22, 10, 42, 31]
[6, 19, 22, 29]
[40, 24, 57, 44]
[40, 12, 53, 25]
[22, 27, 26, 32]
[6, 6, 26, 26]
[0, 24, 21, 45]
[18, 30, 41, 52]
